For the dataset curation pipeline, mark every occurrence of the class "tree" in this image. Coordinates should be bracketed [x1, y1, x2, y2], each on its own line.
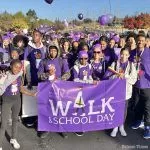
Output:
[26, 9, 37, 21]
[12, 11, 29, 30]
[83, 18, 92, 24]
[54, 19, 65, 31]
[124, 16, 135, 29]
[0, 11, 13, 31]
[71, 19, 82, 26]
[123, 13, 150, 29]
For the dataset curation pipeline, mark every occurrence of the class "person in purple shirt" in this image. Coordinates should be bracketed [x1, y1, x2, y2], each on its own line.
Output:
[90, 44, 106, 81]
[108, 38, 116, 49]
[37, 45, 70, 139]
[72, 50, 94, 84]
[99, 36, 117, 68]
[12, 34, 29, 61]
[0, 59, 36, 150]
[60, 39, 74, 69]
[38, 45, 70, 82]
[126, 33, 137, 52]
[24, 29, 46, 60]
[27, 49, 42, 86]
[105, 48, 137, 137]
[130, 34, 150, 139]
[0, 49, 31, 87]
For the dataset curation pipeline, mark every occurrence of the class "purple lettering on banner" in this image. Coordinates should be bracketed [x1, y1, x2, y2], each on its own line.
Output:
[38, 79, 126, 132]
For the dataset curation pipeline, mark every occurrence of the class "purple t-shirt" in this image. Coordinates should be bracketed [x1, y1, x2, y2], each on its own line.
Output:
[38, 57, 69, 79]
[91, 61, 105, 80]
[3, 76, 22, 96]
[73, 64, 92, 80]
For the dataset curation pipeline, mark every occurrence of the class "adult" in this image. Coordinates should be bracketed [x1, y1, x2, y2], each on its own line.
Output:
[130, 34, 150, 139]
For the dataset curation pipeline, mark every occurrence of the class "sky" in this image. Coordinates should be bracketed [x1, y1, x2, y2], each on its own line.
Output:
[0, 0, 149, 21]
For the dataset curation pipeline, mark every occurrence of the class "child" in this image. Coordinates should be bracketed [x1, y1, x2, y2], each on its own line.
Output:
[73, 50, 93, 84]
[72, 51, 94, 137]
[0, 59, 36, 150]
[107, 48, 137, 137]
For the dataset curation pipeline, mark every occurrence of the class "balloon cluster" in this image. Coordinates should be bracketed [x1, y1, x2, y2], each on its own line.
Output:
[98, 14, 114, 26]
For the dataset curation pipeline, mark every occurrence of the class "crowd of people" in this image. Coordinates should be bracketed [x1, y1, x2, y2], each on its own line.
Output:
[0, 28, 150, 149]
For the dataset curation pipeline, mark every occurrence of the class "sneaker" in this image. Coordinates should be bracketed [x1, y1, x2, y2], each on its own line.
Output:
[75, 132, 84, 137]
[110, 127, 118, 137]
[37, 131, 49, 139]
[139, 121, 144, 129]
[131, 121, 143, 129]
[143, 126, 150, 139]
[10, 139, 20, 149]
[59, 132, 68, 139]
[119, 125, 127, 137]
[24, 117, 36, 127]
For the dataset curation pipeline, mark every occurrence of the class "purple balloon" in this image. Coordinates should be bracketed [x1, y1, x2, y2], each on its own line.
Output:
[44, 0, 53, 4]
[98, 15, 109, 26]
[78, 13, 83, 20]
[107, 14, 114, 24]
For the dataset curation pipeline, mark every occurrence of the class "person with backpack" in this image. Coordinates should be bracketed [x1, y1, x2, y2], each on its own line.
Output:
[105, 48, 137, 137]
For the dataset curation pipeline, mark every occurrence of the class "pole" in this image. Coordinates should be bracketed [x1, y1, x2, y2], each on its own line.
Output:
[109, 0, 112, 14]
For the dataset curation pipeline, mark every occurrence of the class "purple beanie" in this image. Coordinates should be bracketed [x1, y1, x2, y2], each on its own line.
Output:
[78, 50, 88, 58]
[92, 44, 102, 51]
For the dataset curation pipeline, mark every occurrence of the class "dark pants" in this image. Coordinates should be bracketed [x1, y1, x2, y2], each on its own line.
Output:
[134, 88, 150, 126]
[124, 100, 128, 123]
[0, 94, 21, 146]
[129, 86, 140, 111]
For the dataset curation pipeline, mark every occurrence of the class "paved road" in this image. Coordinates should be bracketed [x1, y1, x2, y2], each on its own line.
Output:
[1, 112, 150, 150]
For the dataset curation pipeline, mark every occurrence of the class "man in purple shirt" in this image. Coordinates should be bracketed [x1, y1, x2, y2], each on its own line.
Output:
[130, 34, 150, 139]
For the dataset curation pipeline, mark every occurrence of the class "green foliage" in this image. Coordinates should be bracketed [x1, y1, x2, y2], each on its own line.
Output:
[26, 9, 37, 21]
[83, 18, 92, 24]
[54, 19, 65, 31]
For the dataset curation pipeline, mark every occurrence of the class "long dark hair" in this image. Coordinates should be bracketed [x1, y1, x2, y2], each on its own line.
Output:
[13, 35, 29, 48]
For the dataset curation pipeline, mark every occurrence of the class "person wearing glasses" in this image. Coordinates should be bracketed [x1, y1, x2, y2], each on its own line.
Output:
[72, 50, 94, 137]
[91, 44, 106, 81]
[72, 50, 93, 84]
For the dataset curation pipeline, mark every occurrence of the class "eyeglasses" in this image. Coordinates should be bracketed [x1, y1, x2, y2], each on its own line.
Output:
[79, 58, 88, 60]
[93, 51, 101, 54]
